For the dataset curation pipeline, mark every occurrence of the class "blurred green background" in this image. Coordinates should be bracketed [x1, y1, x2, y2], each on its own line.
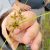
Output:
[41, 12, 50, 50]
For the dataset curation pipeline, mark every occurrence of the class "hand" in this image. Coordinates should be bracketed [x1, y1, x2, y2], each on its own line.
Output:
[9, 11, 42, 50]
[12, 4, 21, 12]
[16, 2, 31, 11]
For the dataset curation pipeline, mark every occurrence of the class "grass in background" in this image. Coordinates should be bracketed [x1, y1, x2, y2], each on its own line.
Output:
[41, 12, 50, 50]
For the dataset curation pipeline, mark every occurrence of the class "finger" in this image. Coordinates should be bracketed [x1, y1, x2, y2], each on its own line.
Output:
[10, 36, 19, 50]
[21, 4, 31, 11]
[6, 11, 21, 34]
[10, 29, 26, 43]
[11, 11, 36, 34]
[12, 4, 20, 12]
[24, 5, 31, 11]
[31, 32, 42, 50]
[22, 21, 40, 44]
[19, 11, 36, 30]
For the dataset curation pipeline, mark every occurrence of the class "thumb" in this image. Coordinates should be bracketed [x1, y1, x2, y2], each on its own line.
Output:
[31, 32, 42, 50]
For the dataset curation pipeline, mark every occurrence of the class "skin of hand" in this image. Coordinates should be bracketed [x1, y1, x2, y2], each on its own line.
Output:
[12, 3, 21, 12]
[10, 21, 42, 50]
[15, 0, 31, 11]
[8, 10, 42, 50]
[31, 32, 42, 50]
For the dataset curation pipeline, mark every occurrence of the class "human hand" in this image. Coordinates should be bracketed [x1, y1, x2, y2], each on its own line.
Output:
[8, 11, 42, 50]
[15, 2, 31, 11]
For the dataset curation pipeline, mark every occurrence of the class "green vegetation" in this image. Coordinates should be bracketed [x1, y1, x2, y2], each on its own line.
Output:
[41, 12, 50, 50]
[16, 44, 28, 50]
